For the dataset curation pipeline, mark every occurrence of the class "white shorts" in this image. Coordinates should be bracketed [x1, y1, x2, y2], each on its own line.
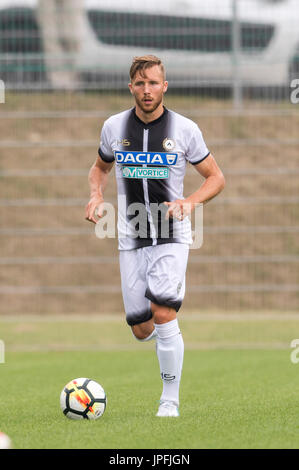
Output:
[119, 243, 189, 326]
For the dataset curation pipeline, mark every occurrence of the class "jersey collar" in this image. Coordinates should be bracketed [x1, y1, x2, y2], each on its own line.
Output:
[132, 106, 168, 128]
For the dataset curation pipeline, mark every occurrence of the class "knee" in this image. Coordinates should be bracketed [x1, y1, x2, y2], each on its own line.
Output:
[131, 322, 154, 341]
[151, 303, 177, 324]
[131, 327, 148, 341]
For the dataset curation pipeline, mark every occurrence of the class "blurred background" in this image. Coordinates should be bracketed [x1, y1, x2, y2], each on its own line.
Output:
[0, 0, 298, 316]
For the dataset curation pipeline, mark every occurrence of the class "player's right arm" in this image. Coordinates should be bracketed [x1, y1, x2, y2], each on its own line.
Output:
[85, 156, 114, 224]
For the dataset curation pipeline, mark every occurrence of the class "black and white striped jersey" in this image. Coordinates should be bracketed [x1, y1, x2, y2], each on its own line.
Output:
[98, 107, 210, 250]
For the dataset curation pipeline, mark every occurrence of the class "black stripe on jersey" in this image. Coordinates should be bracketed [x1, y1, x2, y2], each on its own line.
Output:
[146, 108, 175, 240]
[120, 108, 180, 247]
[123, 110, 151, 241]
[98, 146, 115, 163]
[190, 151, 210, 165]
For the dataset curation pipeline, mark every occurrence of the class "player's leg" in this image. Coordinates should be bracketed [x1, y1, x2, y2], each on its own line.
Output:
[145, 243, 189, 417]
[119, 249, 157, 341]
[151, 303, 184, 417]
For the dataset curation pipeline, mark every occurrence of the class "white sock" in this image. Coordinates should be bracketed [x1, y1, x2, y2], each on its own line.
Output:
[154, 319, 184, 407]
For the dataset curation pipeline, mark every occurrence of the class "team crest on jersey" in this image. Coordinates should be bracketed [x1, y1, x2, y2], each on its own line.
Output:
[163, 138, 176, 151]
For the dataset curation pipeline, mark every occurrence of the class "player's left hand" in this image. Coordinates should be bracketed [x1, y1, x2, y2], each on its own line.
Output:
[163, 199, 192, 221]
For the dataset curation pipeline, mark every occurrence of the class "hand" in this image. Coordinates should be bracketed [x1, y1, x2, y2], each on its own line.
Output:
[85, 195, 105, 224]
[163, 199, 192, 221]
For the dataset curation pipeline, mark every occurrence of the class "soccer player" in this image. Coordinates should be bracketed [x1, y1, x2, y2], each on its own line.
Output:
[85, 55, 225, 417]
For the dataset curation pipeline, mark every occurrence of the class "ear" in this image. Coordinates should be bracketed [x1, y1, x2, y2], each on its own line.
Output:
[163, 81, 168, 94]
[128, 82, 133, 94]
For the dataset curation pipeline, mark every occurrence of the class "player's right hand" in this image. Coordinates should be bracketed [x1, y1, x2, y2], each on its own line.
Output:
[85, 195, 105, 224]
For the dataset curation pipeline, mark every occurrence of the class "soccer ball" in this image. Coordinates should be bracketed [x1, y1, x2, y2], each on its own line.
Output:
[0, 432, 12, 449]
[60, 378, 107, 420]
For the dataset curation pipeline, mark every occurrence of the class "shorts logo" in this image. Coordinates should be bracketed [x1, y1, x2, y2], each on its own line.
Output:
[163, 138, 176, 151]
[115, 151, 177, 166]
[123, 166, 169, 179]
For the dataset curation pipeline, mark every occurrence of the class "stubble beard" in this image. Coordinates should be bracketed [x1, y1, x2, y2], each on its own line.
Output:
[135, 95, 163, 114]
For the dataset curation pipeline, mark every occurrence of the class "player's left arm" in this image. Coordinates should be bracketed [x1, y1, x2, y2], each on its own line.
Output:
[186, 153, 225, 206]
[164, 153, 225, 220]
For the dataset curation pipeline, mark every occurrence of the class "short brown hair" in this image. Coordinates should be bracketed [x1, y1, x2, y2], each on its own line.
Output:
[129, 55, 165, 81]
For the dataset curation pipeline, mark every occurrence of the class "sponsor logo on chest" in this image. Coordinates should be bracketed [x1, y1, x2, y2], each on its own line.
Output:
[115, 151, 177, 166]
[122, 166, 169, 179]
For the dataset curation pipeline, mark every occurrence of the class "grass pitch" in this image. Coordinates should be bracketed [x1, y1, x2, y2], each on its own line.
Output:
[1, 312, 299, 449]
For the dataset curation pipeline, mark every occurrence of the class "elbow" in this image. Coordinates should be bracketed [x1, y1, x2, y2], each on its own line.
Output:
[218, 172, 226, 193]
[88, 164, 96, 180]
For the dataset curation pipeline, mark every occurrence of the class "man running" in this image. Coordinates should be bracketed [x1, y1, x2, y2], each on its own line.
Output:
[85, 55, 225, 417]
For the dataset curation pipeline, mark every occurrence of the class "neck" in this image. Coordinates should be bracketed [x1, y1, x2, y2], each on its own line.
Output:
[135, 103, 164, 124]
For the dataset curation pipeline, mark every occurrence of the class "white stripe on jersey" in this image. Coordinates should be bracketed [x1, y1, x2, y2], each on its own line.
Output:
[142, 128, 157, 244]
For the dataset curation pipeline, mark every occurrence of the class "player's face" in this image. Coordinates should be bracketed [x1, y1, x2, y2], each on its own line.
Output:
[129, 65, 168, 115]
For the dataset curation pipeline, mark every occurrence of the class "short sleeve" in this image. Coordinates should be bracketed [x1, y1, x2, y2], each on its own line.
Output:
[98, 121, 115, 163]
[185, 125, 210, 165]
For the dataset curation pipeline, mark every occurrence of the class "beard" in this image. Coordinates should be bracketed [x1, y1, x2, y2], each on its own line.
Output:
[135, 95, 163, 114]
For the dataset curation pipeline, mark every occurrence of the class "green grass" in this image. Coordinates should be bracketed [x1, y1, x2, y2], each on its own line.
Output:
[1, 313, 299, 449]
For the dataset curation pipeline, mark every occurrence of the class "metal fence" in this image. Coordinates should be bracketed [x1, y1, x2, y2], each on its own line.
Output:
[1, 0, 299, 95]
[0, 0, 299, 314]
